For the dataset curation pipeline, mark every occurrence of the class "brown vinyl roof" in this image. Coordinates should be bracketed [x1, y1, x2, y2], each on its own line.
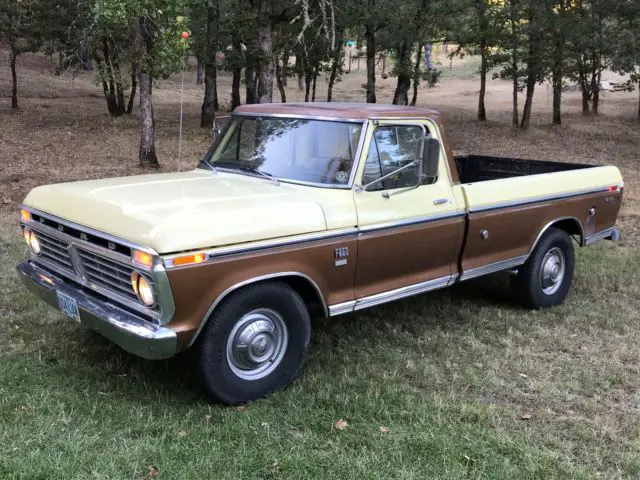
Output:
[233, 102, 441, 121]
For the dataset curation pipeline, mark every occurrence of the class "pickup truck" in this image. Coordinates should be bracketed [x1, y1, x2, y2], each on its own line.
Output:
[17, 103, 623, 404]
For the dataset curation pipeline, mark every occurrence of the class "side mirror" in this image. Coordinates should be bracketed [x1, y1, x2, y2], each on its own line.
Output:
[212, 124, 222, 142]
[422, 137, 440, 181]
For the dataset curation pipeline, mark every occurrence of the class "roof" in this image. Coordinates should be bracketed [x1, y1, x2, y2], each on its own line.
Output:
[233, 102, 442, 121]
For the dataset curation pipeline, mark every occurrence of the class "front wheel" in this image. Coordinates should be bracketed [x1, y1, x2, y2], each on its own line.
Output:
[194, 282, 311, 405]
[512, 228, 575, 309]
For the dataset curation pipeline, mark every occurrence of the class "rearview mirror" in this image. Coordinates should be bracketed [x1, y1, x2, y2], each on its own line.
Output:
[422, 137, 440, 182]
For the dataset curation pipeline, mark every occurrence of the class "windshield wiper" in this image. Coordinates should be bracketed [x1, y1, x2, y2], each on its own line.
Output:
[214, 162, 280, 186]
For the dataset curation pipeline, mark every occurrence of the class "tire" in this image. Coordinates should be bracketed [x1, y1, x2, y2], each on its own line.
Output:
[512, 228, 575, 309]
[194, 281, 311, 405]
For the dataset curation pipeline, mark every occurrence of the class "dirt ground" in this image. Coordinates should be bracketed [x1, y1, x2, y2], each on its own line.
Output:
[1, 52, 638, 226]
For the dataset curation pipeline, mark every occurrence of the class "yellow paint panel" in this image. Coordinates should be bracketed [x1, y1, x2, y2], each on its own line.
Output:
[462, 165, 623, 210]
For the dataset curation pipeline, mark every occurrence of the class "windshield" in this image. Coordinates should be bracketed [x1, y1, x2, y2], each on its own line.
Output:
[199, 116, 364, 187]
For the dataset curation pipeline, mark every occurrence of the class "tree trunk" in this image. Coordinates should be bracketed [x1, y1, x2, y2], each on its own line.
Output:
[245, 67, 256, 104]
[477, 1, 488, 121]
[10, 47, 18, 109]
[275, 55, 286, 103]
[311, 65, 318, 102]
[127, 66, 137, 114]
[520, 5, 540, 130]
[281, 50, 289, 86]
[552, 70, 561, 125]
[478, 45, 487, 121]
[637, 79, 640, 119]
[256, 1, 274, 104]
[593, 70, 601, 114]
[365, 24, 377, 103]
[304, 67, 313, 102]
[201, 0, 219, 127]
[114, 62, 126, 113]
[327, 28, 344, 102]
[137, 71, 158, 168]
[135, 16, 159, 168]
[231, 67, 241, 109]
[201, 62, 218, 127]
[410, 43, 423, 106]
[392, 41, 411, 105]
[510, 0, 519, 126]
[295, 49, 305, 91]
[197, 60, 205, 84]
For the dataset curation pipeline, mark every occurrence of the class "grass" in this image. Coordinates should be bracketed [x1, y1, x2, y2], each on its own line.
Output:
[1, 50, 640, 479]
[2, 230, 640, 479]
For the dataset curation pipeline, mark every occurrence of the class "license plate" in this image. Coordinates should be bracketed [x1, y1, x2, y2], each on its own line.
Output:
[56, 291, 80, 322]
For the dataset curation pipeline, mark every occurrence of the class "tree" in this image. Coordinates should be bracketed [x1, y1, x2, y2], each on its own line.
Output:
[93, 0, 189, 167]
[0, 0, 44, 109]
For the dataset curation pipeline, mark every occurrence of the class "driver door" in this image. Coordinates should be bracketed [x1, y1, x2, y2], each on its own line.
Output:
[353, 120, 465, 300]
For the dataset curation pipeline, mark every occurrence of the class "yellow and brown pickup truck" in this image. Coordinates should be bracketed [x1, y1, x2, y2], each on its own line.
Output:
[17, 103, 623, 404]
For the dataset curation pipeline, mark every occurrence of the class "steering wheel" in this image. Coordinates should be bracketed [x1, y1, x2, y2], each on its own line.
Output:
[322, 157, 349, 184]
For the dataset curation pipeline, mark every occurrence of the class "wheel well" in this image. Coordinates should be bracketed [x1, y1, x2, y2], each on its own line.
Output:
[551, 218, 584, 245]
[277, 275, 327, 318]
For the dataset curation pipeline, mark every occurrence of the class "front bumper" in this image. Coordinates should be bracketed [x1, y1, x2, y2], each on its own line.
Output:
[17, 261, 177, 360]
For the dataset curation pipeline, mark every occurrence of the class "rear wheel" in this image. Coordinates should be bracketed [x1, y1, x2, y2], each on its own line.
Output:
[512, 228, 575, 309]
[194, 282, 311, 405]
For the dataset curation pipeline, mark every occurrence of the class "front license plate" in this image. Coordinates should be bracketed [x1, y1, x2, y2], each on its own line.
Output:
[56, 291, 80, 322]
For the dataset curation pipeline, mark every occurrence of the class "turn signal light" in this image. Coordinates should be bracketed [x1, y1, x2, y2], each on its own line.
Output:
[132, 249, 154, 268]
[20, 209, 32, 222]
[171, 253, 207, 267]
[607, 185, 621, 193]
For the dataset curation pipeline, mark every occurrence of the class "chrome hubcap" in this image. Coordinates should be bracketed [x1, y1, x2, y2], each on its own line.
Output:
[540, 247, 566, 295]
[226, 309, 288, 380]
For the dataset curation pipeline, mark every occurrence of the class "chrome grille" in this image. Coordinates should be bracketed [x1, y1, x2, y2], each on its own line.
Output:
[32, 230, 74, 272]
[76, 248, 146, 304]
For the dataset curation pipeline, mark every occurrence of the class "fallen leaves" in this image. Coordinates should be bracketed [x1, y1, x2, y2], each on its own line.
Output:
[379, 426, 390, 433]
[335, 419, 348, 430]
[519, 413, 532, 421]
[142, 466, 159, 479]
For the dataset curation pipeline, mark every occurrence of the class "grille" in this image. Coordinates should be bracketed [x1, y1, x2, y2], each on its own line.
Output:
[33, 230, 74, 272]
[76, 248, 144, 303]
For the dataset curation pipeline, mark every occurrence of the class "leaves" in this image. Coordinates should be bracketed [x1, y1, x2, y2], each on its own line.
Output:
[335, 419, 348, 430]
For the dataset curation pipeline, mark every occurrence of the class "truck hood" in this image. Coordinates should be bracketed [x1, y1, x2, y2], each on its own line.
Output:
[23, 170, 328, 254]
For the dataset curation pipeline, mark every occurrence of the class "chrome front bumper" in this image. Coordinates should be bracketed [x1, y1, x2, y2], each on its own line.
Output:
[17, 261, 177, 360]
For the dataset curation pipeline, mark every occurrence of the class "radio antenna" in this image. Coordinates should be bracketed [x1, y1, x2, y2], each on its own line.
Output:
[177, 30, 190, 172]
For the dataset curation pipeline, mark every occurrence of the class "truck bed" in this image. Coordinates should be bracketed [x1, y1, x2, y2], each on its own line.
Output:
[455, 155, 594, 183]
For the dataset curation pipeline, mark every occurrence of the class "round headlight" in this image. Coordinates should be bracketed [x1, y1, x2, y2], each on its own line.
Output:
[131, 272, 155, 307]
[23, 229, 40, 254]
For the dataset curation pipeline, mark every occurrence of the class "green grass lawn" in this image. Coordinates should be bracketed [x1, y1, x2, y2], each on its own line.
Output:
[2, 229, 640, 479]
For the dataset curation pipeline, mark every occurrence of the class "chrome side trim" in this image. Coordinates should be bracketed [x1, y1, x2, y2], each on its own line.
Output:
[20, 205, 157, 255]
[17, 261, 177, 360]
[328, 300, 357, 316]
[188, 272, 329, 348]
[353, 275, 455, 312]
[530, 216, 585, 250]
[469, 187, 611, 213]
[584, 227, 620, 245]
[459, 255, 529, 281]
[358, 211, 465, 234]
[162, 227, 358, 267]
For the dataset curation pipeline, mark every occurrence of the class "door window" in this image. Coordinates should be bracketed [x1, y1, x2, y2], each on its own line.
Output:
[361, 125, 426, 190]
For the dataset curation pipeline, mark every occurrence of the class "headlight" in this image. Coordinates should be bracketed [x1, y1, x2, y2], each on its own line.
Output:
[23, 228, 41, 254]
[131, 271, 155, 307]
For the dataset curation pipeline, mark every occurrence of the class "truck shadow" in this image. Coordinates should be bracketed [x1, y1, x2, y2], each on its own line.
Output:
[62, 272, 522, 403]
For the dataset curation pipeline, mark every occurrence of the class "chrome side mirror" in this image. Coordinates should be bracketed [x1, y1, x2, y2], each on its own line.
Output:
[422, 137, 440, 182]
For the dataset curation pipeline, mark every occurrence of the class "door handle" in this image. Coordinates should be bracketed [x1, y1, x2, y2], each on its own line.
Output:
[433, 198, 449, 205]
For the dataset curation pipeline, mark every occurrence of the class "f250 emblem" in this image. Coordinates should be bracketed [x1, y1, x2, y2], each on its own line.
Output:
[334, 247, 349, 267]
